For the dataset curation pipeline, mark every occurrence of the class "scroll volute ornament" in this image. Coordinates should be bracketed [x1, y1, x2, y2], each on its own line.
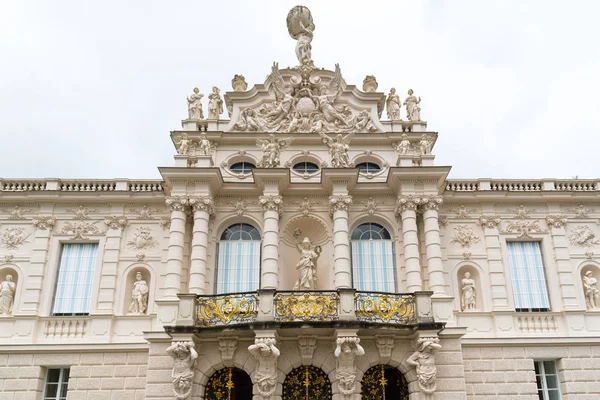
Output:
[259, 195, 283, 214]
[166, 196, 189, 212]
[329, 194, 352, 216]
[189, 195, 214, 215]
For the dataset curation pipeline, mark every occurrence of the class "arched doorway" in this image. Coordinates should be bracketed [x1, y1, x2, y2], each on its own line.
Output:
[283, 365, 332, 400]
[204, 367, 253, 400]
[361, 364, 409, 400]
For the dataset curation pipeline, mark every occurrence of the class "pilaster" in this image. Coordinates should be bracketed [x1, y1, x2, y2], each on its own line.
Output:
[478, 206, 510, 309]
[396, 195, 423, 292]
[164, 196, 189, 299]
[188, 195, 214, 294]
[329, 193, 353, 289]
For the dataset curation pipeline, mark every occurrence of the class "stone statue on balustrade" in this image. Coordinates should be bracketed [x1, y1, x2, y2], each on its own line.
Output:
[248, 337, 280, 397]
[583, 271, 599, 310]
[166, 341, 198, 400]
[334, 336, 365, 396]
[256, 134, 293, 168]
[320, 132, 354, 168]
[404, 89, 422, 121]
[386, 88, 401, 120]
[287, 6, 315, 66]
[293, 229, 321, 290]
[406, 337, 442, 395]
[461, 272, 476, 311]
[0, 274, 15, 316]
[186, 87, 204, 120]
[419, 134, 433, 155]
[175, 133, 192, 156]
[207, 86, 223, 119]
[128, 272, 149, 315]
[394, 134, 412, 156]
[198, 133, 215, 156]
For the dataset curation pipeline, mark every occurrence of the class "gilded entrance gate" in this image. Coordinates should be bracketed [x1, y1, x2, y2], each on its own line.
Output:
[361, 364, 409, 400]
[204, 367, 253, 400]
[282, 365, 332, 400]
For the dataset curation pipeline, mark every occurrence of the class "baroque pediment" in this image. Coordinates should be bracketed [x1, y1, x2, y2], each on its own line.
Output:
[224, 63, 386, 134]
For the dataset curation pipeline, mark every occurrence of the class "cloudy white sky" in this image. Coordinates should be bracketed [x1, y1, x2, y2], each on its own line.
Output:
[1, 0, 598, 180]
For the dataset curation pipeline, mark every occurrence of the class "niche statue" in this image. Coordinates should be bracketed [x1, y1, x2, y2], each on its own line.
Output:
[293, 229, 321, 290]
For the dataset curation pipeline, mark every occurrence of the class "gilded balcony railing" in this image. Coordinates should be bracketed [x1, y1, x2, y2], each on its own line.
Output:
[273, 291, 339, 322]
[354, 292, 417, 324]
[185, 290, 428, 329]
[196, 292, 259, 327]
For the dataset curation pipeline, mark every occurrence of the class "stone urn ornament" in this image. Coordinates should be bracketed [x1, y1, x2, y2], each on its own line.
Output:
[362, 75, 378, 92]
[231, 74, 248, 92]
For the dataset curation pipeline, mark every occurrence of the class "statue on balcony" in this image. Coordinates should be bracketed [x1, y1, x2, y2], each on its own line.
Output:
[334, 336, 365, 396]
[583, 271, 599, 309]
[461, 272, 476, 311]
[175, 133, 192, 156]
[207, 86, 223, 119]
[386, 88, 401, 120]
[0, 274, 15, 316]
[404, 89, 421, 121]
[198, 133, 214, 156]
[394, 134, 412, 156]
[128, 272, 149, 315]
[166, 341, 198, 400]
[186, 87, 204, 120]
[256, 134, 293, 168]
[406, 337, 442, 395]
[287, 6, 315, 66]
[293, 229, 322, 290]
[248, 337, 280, 397]
[320, 132, 353, 168]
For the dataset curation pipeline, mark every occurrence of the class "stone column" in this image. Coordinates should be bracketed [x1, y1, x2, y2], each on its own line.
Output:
[329, 194, 353, 289]
[259, 195, 282, 290]
[396, 195, 423, 292]
[421, 196, 446, 294]
[164, 196, 189, 299]
[188, 196, 214, 294]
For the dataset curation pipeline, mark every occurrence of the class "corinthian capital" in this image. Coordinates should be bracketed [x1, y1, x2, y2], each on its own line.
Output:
[421, 195, 443, 211]
[189, 195, 215, 215]
[329, 194, 353, 215]
[395, 195, 422, 214]
[259, 195, 283, 214]
[165, 196, 189, 212]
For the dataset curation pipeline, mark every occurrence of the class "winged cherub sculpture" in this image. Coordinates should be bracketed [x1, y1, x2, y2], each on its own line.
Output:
[320, 131, 354, 168]
[256, 134, 293, 168]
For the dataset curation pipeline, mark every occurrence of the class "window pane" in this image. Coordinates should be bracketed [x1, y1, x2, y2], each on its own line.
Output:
[545, 374, 559, 389]
[548, 390, 561, 400]
[544, 361, 556, 374]
[45, 383, 58, 398]
[59, 382, 69, 399]
[47, 368, 60, 383]
[216, 241, 261, 293]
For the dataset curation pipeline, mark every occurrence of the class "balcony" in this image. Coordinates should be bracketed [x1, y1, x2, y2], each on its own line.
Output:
[168, 290, 438, 333]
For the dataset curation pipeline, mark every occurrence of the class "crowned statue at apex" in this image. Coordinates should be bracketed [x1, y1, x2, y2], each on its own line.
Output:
[228, 6, 384, 134]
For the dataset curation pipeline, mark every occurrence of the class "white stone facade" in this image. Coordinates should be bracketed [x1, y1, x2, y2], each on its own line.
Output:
[1, 6, 600, 400]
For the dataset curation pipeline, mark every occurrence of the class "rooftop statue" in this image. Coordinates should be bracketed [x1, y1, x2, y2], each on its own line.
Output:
[287, 6, 315, 66]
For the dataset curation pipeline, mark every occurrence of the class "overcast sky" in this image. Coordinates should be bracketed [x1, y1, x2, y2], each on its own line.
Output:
[1, 0, 598, 180]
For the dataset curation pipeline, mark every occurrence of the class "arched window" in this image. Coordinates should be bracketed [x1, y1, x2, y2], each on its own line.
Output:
[230, 162, 256, 174]
[362, 364, 408, 400]
[205, 368, 253, 400]
[216, 223, 261, 293]
[355, 162, 381, 173]
[293, 161, 319, 174]
[351, 223, 396, 292]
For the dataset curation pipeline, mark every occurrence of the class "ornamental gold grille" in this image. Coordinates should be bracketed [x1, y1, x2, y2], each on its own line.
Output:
[197, 293, 258, 327]
[283, 365, 332, 400]
[361, 364, 409, 400]
[204, 367, 252, 400]
[354, 292, 416, 324]
[274, 291, 339, 322]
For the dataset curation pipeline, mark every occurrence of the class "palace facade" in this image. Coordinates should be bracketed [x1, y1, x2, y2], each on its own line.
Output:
[1, 6, 599, 400]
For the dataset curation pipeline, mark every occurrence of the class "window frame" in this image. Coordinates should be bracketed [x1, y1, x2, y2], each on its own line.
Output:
[535, 360, 562, 400]
[214, 223, 262, 294]
[505, 240, 552, 313]
[355, 162, 381, 174]
[42, 367, 70, 400]
[229, 161, 256, 174]
[292, 161, 320, 175]
[350, 223, 397, 292]
[51, 242, 100, 316]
